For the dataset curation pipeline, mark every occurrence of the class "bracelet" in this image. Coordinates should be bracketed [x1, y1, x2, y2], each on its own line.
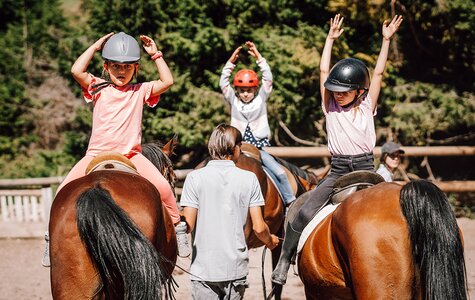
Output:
[151, 51, 163, 61]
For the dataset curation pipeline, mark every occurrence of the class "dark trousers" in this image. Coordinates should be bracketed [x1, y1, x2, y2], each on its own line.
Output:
[291, 153, 374, 232]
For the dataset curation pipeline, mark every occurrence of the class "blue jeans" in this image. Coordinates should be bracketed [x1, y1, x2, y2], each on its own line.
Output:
[291, 152, 374, 232]
[259, 150, 296, 204]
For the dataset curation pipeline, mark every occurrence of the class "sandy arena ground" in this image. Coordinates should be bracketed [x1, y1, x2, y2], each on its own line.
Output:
[0, 218, 473, 300]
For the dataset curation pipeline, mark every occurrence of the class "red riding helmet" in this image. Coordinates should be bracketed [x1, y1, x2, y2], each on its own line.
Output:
[233, 70, 259, 87]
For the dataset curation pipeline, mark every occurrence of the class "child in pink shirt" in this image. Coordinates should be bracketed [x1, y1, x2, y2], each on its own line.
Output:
[272, 14, 403, 285]
[42, 32, 190, 267]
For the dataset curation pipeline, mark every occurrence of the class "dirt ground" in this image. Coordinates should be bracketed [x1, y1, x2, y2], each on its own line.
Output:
[0, 218, 474, 300]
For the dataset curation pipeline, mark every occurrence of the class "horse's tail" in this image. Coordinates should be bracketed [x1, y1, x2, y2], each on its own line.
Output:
[76, 186, 171, 300]
[400, 180, 467, 300]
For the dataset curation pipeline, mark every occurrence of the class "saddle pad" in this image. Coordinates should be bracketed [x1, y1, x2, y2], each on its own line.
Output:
[297, 203, 340, 253]
[262, 168, 285, 203]
[86, 151, 138, 175]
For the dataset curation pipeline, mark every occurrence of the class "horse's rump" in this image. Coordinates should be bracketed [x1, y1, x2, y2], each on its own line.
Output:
[299, 181, 467, 299]
[50, 171, 177, 299]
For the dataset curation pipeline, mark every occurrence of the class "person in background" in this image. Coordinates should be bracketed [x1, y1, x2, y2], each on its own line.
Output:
[376, 141, 405, 182]
[180, 124, 280, 300]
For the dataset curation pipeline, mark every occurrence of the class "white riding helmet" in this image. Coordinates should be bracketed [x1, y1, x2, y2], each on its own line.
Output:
[101, 32, 141, 63]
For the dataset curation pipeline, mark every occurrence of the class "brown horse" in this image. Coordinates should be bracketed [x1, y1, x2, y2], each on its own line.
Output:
[49, 140, 178, 299]
[298, 180, 467, 299]
[235, 144, 318, 299]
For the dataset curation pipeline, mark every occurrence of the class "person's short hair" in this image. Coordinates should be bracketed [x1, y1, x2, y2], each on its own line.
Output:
[208, 124, 242, 160]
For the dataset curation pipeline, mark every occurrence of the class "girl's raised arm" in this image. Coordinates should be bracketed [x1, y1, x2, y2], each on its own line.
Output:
[320, 14, 344, 109]
[140, 35, 174, 97]
[71, 33, 114, 89]
[368, 15, 403, 112]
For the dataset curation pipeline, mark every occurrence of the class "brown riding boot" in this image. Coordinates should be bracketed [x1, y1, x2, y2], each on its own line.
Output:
[271, 223, 302, 285]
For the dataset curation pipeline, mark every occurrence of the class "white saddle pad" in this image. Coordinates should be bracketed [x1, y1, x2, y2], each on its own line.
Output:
[297, 203, 339, 253]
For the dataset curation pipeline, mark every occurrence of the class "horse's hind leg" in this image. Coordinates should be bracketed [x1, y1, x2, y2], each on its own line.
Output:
[339, 221, 415, 299]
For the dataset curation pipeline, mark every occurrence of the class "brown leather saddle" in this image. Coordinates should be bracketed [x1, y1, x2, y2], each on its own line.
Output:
[85, 151, 139, 175]
[329, 170, 385, 204]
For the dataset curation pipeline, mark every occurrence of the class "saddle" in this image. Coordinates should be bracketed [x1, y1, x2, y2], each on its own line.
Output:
[329, 170, 385, 204]
[240, 143, 301, 196]
[85, 151, 139, 175]
[241, 143, 262, 162]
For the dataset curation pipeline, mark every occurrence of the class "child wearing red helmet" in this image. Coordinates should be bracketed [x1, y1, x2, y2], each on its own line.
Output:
[219, 41, 296, 205]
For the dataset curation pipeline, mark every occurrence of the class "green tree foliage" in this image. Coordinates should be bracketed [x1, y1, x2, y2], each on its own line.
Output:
[0, 2, 32, 158]
[0, 0, 474, 178]
[395, 0, 475, 91]
[0, 0, 78, 177]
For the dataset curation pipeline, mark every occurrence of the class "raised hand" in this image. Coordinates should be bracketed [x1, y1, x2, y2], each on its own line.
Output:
[382, 15, 403, 40]
[140, 35, 158, 56]
[246, 41, 262, 60]
[94, 32, 114, 51]
[327, 14, 345, 40]
[229, 46, 242, 64]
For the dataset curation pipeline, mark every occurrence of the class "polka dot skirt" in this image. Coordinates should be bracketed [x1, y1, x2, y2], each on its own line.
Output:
[243, 125, 271, 149]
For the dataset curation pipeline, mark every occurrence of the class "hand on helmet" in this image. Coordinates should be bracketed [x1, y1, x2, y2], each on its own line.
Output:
[328, 14, 345, 40]
[382, 15, 403, 41]
[140, 35, 158, 56]
[94, 32, 114, 51]
[246, 41, 262, 60]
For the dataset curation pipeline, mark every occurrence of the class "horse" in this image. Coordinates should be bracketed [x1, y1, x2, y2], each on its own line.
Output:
[236, 144, 318, 299]
[297, 180, 467, 299]
[49, 139, 178, 300]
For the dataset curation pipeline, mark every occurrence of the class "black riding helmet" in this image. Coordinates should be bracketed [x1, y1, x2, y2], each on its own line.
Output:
[324, 58, 370, 92]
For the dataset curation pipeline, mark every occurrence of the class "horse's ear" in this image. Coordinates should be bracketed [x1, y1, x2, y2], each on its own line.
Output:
[162, 135, 178, 157]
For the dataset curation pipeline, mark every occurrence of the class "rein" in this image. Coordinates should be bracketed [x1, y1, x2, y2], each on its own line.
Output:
[261, 237, 285, 300]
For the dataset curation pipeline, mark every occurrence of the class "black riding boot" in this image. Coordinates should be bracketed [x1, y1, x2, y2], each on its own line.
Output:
[271, 222, 302, 285]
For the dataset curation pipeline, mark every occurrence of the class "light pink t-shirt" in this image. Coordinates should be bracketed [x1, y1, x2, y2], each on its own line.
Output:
[324, 94, 376, 156]
[83, 75, 159, 156]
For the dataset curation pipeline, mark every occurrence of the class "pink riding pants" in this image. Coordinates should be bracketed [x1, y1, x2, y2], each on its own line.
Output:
[56, 153, 180, 224]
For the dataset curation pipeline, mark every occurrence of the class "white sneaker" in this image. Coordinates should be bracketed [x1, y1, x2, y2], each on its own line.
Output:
[175, 222, 191, 258]
[42, 232, 50, 267]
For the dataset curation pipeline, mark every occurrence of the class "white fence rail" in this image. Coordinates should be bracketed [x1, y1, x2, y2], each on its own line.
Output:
[0, 187, 53, 238]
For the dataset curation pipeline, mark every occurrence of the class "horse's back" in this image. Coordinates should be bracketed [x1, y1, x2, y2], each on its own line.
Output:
[51, 171, 166, 240]
[300, 183, 415, 299]
[236, 154, 284, 248]
[50, 171, 177, 299]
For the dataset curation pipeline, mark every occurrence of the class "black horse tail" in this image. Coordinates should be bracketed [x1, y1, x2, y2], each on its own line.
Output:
[400, 180, 467, 300]
[76, 186, 172, 300]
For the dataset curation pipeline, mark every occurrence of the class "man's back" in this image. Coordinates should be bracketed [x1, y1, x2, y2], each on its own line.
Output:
[180, 160, 264, 282]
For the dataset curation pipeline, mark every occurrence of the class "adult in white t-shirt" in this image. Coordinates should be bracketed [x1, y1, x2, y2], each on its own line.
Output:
[180, 124, 279, 300]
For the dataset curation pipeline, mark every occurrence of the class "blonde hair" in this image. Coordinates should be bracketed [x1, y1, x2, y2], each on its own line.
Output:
[208, 124, 242, 160]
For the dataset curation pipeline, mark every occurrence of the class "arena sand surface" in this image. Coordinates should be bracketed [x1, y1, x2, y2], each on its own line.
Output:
[0, 218, 473, 300]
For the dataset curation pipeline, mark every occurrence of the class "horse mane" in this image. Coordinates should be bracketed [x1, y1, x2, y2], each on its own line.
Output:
[76, 186, 176, 300]
[142, 142, 177, 193]
[400, 180, 467, 300]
